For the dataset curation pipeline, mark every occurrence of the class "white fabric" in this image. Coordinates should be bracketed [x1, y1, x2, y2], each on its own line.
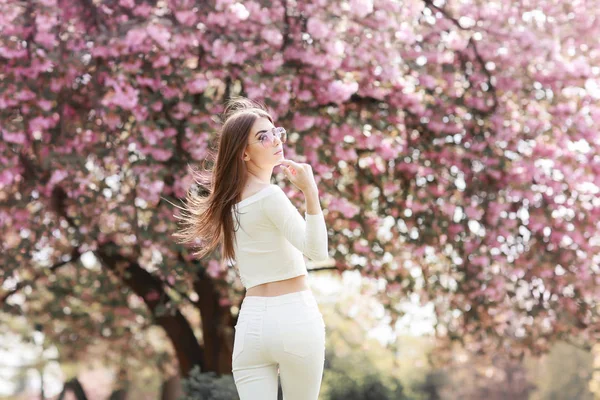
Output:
[232, 289, 326, 400]
[231, 184, 328, 289]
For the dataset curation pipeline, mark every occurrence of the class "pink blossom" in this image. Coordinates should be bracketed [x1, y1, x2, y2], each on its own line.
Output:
[353, 241, 371, 253]
[176, 102, 192, 115]
[229, 3, 250, 20]
[151, 101, 163, 112]
[102, 83, 139, 110]
[188, 76, 208, 94]
[138, 177, 165, 206]
[465, 205, 483, 220]
[207, 260, 222, 278]
[141, 126, 162, 145]
[326, 80, 359, 103]
[307, 18, 329, 40]
[135, 76, 159, 90]
[324, 39, 345, 58]
[328, 197, 361, 218]
[124, 28, 147, 48]
[440, 202, 456, 217]
[48, 169, 69, 187]
[173, 172, 194, 198]
[418, 74, 436, 89]
[0, 47, 27, 59]
[104, 113, 122, 130]
[35, 13, 57, 31]
[29, 116, 56, 134]
[261, 28, 283, 47]
[349, 0, 373, 18]
[15, 89, 36, 102]
[0, 169, 16, 187]
[470, 255, 489, 267]
[297, 90, 312, 101]
[147, 24, 171, 49]
[37, 99, 53, 111]
[133, 3, 153, 17]
[175, 10, 197, 26]
[263, 57, 284, 73]
[212, 39, 236, 64]
[152, 54, 170, 68]
[383, 181, 400, 196]
[292, 114, 316, 131]
[164, 127, 177, 138]
[130, 105, 147, 121]
[206, 12, 228, 27]
[446, 31, 468, 51]
[394, 26, 416, 45]
[150, 147, 172, 161]
[35, 32, 57, 49]
[378, 140, 398, 160]
[2, 130, 27, 145]
[161, 85, 179, 99]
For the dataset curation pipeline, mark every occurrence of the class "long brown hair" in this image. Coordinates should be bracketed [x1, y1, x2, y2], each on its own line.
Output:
[171, 97, 273, 266]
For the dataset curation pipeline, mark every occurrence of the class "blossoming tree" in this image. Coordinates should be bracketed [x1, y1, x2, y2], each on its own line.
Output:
[1, 0, 599, 376]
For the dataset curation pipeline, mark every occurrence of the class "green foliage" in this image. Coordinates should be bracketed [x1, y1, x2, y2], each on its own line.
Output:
[413, 370, 447, 400]
[324, 370, 408, 400]
[178, 366, 239, 400]
[319, 318, 413, 399]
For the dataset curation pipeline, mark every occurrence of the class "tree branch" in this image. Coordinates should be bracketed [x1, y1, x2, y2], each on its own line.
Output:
[1, 248, 83, 304]
[95, 242, 205, 376]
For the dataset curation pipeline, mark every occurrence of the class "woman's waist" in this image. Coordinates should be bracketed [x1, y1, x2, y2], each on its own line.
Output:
[246, 274, 308, 297]
[239, 285, 319, 311]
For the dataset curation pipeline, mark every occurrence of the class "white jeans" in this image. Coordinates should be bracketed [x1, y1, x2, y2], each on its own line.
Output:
[232, 289, 326, 400]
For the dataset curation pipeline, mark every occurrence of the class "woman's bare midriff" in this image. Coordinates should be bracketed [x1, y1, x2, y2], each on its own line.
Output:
[246, 275, 310, 297]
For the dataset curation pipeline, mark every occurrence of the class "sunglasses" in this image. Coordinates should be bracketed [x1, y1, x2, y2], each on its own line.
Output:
[248, 127, 287, 148]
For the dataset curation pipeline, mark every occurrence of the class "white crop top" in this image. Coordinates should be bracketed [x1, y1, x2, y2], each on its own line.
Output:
[231, 184, 329, 289]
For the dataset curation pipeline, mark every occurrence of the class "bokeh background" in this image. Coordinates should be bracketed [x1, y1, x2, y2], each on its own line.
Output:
[1, 0, 599, 398]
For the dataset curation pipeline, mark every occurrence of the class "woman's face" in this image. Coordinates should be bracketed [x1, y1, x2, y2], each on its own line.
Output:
[242, 117, 284, 167]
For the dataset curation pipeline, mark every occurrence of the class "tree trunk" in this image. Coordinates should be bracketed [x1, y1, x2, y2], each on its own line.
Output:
[57, 378, 88, 400]
[160, 375, 182, 400]
[108, 368, 129, 400]
[96, 242, 205, 377]
[108, 389, 127, 400]
[194, 267, 235, 374]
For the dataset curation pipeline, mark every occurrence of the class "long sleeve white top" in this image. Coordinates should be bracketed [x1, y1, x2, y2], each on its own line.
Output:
[231, 184, 329, 289]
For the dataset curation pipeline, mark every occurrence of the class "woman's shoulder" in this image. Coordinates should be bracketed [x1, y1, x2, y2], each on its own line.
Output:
[241, 183, 275, 199]
[260, 184, 302, 210]
[259, 184, 290, 204]
[261, 184, 284, 199]
[234, 184, 280, 210]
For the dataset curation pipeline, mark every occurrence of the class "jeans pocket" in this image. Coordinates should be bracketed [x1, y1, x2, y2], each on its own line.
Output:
[278, 314, 325, 358]
[233, 321, 248, 362]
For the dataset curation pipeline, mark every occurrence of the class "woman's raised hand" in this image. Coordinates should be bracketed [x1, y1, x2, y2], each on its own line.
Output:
[278, 159, 318, 194]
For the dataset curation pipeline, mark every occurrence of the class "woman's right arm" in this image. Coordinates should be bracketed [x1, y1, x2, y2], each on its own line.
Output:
[261, 186, 329, 262]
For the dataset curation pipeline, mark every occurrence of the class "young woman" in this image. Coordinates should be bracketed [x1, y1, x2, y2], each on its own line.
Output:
[173, 97, 329, 400]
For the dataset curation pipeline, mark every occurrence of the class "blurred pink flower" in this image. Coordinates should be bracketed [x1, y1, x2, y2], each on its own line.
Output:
[262, 28, 283, 47]
[307, 18, 329, 40]
[350, 0, 373, 18]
